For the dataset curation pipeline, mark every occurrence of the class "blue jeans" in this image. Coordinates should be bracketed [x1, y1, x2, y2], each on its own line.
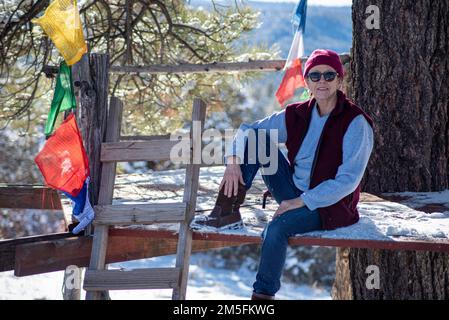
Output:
[236, 129, 323, 296]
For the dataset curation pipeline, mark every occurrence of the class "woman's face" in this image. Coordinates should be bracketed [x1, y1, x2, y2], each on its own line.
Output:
[305, 64, 342, 101]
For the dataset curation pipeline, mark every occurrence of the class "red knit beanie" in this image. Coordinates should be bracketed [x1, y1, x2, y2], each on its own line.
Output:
[303, 49, 344, 78]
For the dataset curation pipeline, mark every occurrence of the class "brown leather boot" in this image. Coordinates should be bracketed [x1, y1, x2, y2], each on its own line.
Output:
[197, 183, 246, 228]
[233, 183, 246, 216]
[251, 292, 275, 300]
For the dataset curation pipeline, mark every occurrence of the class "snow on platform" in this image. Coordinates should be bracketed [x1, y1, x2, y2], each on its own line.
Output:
[111, 166, 449, 245]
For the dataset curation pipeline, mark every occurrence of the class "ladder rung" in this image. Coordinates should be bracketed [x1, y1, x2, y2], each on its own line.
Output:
[101, 139, 188, 162]
[83, 268, 180, 291]
[94, 203, 187, 225]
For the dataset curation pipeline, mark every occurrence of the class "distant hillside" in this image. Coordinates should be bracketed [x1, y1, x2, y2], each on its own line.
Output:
[190, 0, 352, 56]
[241, 2, 352, 56]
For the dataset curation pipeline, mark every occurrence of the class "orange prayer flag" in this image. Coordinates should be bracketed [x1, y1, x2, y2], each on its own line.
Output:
[35, 113, 89, 197]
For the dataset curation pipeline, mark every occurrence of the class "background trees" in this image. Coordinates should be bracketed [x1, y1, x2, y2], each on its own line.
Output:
[0, 0, 275, 136]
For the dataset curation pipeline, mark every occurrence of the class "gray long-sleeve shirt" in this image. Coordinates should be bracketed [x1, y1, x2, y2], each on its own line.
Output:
[225, 104, 374, 211]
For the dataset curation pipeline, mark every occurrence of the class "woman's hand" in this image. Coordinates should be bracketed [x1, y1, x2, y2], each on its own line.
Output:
[273, 197, 305, 220]
[220, 156, 245, 197]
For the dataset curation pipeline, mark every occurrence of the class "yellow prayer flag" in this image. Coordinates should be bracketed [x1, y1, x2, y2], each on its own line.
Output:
[32, 0, 87, 65]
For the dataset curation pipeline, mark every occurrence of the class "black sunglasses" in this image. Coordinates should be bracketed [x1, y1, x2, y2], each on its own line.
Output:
[307, 71, 338, 82]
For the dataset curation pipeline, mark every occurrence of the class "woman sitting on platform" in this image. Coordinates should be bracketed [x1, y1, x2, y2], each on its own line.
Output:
[198, 49, 374, 300]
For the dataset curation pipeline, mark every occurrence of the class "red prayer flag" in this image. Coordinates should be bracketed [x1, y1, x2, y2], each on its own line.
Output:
[275, 58, 306, 106]
[276, 0, 308, 106]
[35, 113, 89, 197]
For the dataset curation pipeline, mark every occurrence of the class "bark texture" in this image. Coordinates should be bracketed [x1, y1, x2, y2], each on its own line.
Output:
[352, 0, 449, 193]
[339, 249, 449, 299]
[333, 1, 449, 300]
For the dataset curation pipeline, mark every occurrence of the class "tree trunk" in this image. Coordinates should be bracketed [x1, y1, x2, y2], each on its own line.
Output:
[352, 0, 449, 193]
[334, 248, 449, 299]
[333, 1, 449, 300]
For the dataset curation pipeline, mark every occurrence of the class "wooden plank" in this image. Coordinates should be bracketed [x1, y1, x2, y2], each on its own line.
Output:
[110, 60, 287, 74]
[173, 98, 207, 300]
[42, 60, 280, 75]
[0, 232, 77, 272]
[112, 228, 261, 244]
[287, 237, 449, 253]
[13, 234, 243, 276]
[86, 96, 122, 300]
[12, 228, 449, 277]
[84, 268, 180, 291]
[97, 96, 123, 206]
[120, 134, 171, 141]
[94, 203, 187, 225]
[109, 56, 351, 74]
[100, 139, 186, 162]
[0, 186, 61, 210]
[43, 56, 351, 76]
[109, 228, 449, 253]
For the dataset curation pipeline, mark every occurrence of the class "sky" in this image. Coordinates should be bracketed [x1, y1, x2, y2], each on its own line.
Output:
[249, 0, 352, 6]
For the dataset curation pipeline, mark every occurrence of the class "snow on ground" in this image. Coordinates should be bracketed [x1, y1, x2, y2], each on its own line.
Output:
[113, 167, 449, 242]
[3, 167, 448, 300]
[0, 253, 330, 300]
[387, 190, 449, 209]
[303, 201, 449, 241]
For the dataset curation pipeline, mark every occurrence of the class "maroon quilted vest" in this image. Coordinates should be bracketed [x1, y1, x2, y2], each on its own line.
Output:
[285, 90, 374, 230]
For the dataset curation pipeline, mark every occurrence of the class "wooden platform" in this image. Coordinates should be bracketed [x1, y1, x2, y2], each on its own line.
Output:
[3, 166, 449, 277]
[110, 167, 449, 247]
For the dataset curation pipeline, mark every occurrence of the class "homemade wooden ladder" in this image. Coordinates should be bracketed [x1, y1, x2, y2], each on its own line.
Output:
[83, 97, 206, 300]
